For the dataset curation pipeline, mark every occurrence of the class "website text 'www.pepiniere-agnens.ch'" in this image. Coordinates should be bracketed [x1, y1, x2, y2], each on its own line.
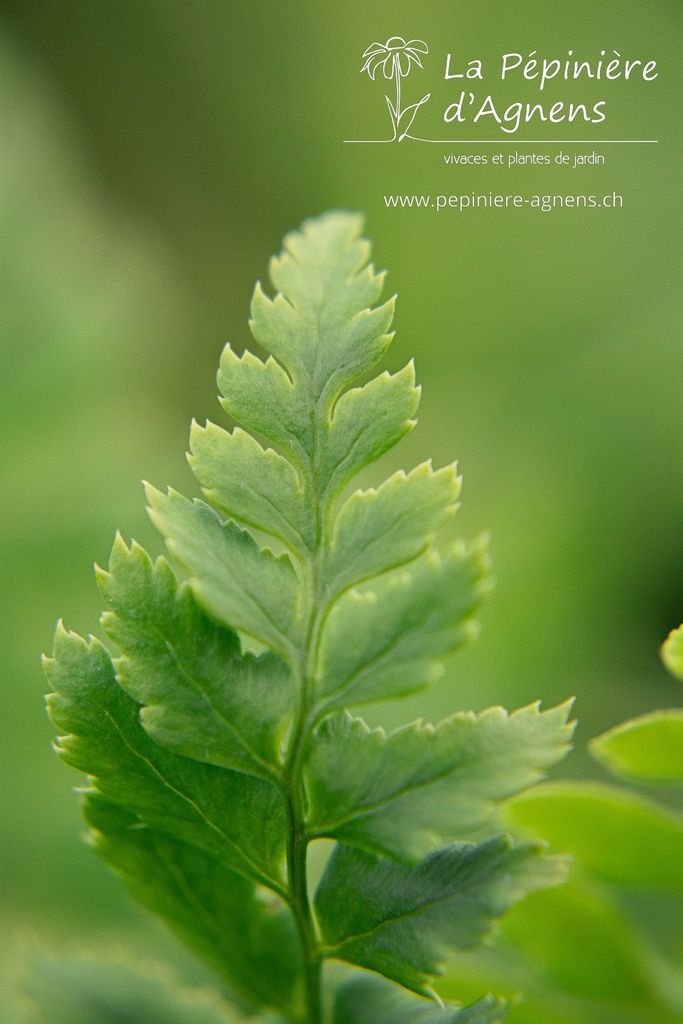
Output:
[384, 192, 623, 212]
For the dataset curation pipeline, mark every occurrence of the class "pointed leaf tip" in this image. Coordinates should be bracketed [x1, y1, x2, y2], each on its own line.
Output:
[334, 974, 507, 1023]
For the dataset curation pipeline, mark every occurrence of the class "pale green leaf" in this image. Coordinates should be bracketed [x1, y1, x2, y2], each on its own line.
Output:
[22, 949, 248, 1024]
[83, 795, 301, 1018]
[251, 212, 394, 404]
[590, 711, 683, 784]
[305, 702, 574, 860]
[97, 535, 293, 781]
[334, 974, 506, 1024]
[324, 462, 461, 598]
[44, 626, 287, 893]
[189, 419, 315, 555]
[439, 960, 641, 1024]
[217, 342, 309, 464]
[662, 624, 683, 680]
[218, 213, 409, 493]
[315, 837, 568, 996]
[318, 362, 420, 495]
[500, 882, 652, 1003]
[145, 484, 302, 659]
[505, 782, 683, 892]
[317, 539, 492, 711]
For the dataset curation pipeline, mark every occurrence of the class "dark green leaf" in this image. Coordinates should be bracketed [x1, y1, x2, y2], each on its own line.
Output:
[44, 626, 287, 893]
[84, 794, 301, 1018]
[333, 974, 506, 1024]
[97, 535, 293, 781]
[315, 837, 568, 996]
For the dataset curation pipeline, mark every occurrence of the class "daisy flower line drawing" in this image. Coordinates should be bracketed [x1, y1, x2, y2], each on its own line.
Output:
[361, 36, 431, 141]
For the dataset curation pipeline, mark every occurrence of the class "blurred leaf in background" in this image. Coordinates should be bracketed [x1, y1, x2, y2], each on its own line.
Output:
[14, 948, 243, 1024]
[438, 634, 683, 1023]
[0, 19, 199, 945]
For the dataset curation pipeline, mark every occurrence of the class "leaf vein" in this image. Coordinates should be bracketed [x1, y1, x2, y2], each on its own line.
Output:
[103, 711, 285, 896]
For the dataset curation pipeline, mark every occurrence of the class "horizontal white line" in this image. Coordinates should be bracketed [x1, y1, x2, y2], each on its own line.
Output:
[344, 139, 658, 144]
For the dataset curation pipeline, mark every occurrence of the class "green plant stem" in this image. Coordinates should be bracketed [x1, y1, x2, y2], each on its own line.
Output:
[282, 468, 331, 1024]
[285, 665, 323, 1024]
[286, 795, 322, 1024]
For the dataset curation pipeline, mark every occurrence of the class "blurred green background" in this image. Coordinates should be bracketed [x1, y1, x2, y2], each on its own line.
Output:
[1, 0, 681, 1012]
